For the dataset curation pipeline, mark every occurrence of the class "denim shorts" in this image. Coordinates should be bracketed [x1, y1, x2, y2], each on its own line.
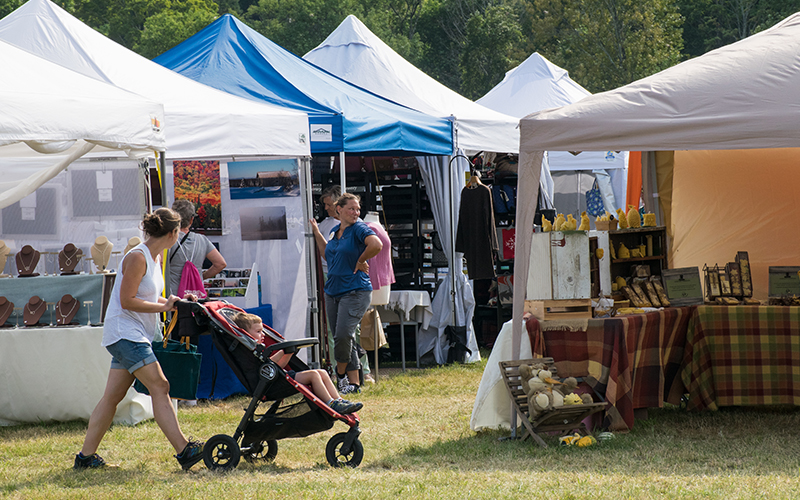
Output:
[107, 339, 158, 373]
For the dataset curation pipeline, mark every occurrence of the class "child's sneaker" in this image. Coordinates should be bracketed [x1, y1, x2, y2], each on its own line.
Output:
[73, 452, 107, 469]
[329, 399, 363, 414]
[175, 440, 204, 470]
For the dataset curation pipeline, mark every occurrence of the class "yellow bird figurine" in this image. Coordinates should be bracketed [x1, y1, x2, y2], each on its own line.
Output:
[578, 211, 590, 231]
[616, 208, 628, 229]
[554, 213, 566, 231]
[565, 214, 577, 231]
[627, 205, 641, 228]
[542, 217, 552, 232]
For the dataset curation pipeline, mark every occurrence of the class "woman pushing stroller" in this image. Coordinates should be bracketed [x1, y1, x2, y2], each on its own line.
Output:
[232, 312, 363, 415]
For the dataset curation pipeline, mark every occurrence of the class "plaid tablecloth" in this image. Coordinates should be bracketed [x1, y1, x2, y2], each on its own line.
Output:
[527, 307, 691, 431]
[681, 305, 800, 411]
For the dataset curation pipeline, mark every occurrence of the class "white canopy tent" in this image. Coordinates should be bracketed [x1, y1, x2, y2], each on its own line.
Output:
[513, 11, 800, 356]
[478, 52, 628, 216]
[0, 39, 165, 209]
[0, 0, 314, 339]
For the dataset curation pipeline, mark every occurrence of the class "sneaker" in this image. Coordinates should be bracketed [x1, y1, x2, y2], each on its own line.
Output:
[74, 452, 107, 469]
[337, 374, 350, 393]
[175, 440, 204, 471]
[340, 383, 361, 396]
[329, 399, 363, 414]
[339, 398, 364, 413]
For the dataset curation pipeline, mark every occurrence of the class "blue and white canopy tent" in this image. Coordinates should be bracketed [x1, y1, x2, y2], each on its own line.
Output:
[153, 14, 453, 158]
[153, 14, 455, 359]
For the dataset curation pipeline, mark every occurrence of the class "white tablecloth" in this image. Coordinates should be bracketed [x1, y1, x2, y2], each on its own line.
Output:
[469, 320, 532, 432]
[378, 290, 433, 330]
[0, 325, 153, 426]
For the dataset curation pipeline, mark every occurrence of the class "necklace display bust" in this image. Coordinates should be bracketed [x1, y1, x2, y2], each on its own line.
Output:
[16, 245, 40, 277]
[0, 296, 13, 327]
[23, 295, 46, 326]
[91, 236, 113, 273]
[56, 294, 80, 326]
[0, 240, 10, 277]
[58, 243, 83, 275]
[123, 236, 142, 256]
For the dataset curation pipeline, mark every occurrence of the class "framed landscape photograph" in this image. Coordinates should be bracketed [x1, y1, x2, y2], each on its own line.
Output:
[173, 160, 222, 234]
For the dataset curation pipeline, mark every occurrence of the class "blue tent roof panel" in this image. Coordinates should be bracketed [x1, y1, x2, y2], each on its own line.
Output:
[154, 15, 453, 155]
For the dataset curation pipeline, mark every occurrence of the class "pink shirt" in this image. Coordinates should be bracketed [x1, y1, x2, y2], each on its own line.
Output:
[365, 221, 395, 290]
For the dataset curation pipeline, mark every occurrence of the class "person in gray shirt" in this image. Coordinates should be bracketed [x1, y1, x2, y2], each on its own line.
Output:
[168, 200, 227, 296]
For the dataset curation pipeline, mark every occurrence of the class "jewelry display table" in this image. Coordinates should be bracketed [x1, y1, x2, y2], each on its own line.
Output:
[0, 326, 153, 426]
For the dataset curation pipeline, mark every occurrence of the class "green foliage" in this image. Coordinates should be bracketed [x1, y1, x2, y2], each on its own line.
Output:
[244, 0, 364, 57]
[460, 4, 524, 100]
[73, 0, 218, 53]
[524, 0, 684, 93]
[0, 0, 23, 19]
[135, 5, 217, 57]
[678, 0, 800, 58]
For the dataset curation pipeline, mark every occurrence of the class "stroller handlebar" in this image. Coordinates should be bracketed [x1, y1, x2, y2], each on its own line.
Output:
[262, 337, 319, 355]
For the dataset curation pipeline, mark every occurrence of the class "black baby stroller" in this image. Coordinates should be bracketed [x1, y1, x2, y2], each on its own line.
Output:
[176, 300, 363, 470]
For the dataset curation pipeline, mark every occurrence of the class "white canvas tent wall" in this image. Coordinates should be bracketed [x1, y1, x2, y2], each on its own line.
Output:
[513, 11, 800, 355]
[305, 15, 529, 364]
[477, 52, 628, 216]
[0, 39, 164, 209]
[0, 0, 313, 339]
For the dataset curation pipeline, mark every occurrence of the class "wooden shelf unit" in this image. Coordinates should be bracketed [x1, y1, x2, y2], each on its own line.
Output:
[608, 226, 668, 280]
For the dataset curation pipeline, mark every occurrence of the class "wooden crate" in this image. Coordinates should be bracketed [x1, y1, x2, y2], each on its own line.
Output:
[525, 299, 593, 320]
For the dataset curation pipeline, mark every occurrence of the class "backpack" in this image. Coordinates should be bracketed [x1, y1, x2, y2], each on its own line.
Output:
[171, 233, 207, 299]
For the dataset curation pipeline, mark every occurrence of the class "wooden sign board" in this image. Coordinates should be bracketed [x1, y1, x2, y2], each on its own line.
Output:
[768, 267, 800, 297]
[663, 267, 704, 306]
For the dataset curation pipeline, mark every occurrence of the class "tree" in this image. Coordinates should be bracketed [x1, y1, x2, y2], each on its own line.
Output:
[73, 0, 218, 53]
[525, 0, 684, 93]
[678, 0, 799, 58]
[244, 0, 363, 56]
[460, 4, 524, 99]
[135, 6, 217, 58]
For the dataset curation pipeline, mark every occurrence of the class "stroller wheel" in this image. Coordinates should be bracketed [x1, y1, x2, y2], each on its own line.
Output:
[203, 434, 241, 471]
[243, 440, 278, 463]
[325, 432, 363, 468]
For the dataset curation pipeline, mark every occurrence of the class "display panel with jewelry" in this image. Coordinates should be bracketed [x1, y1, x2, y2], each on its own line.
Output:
[58, 243, 83, 275]
[55, 294, 81, 326]
[23, 295, 46, 326]
[0, 296, 14, 326]
[16, 245, 40, 277]
[0, 240, 10, 277]
[90, 236, 113, 273]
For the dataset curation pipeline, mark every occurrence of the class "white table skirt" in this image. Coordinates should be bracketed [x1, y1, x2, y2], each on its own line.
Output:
[469, 320, 532, 432]
[0, 325, 153, 426]
[378, 290, 433, 330]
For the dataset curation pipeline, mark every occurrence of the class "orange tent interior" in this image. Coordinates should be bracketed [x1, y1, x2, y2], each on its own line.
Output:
[662, 148, 800, 300]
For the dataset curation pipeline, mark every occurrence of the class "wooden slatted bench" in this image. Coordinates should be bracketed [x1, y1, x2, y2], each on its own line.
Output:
[500, 357, 606, 447]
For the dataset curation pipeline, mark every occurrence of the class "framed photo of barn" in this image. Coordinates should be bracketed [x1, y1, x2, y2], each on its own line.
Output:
[228, 159, 300, 199]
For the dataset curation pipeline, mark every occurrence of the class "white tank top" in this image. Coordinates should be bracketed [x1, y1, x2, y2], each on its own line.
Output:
[101, 242, 164, 346]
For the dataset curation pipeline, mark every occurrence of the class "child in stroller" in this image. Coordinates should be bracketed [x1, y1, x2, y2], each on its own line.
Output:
[231, 312, 362, 415]
[180, 300, 365, 469]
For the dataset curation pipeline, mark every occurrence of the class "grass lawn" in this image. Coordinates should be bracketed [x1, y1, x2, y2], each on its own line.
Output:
[2, 352, 800, 499]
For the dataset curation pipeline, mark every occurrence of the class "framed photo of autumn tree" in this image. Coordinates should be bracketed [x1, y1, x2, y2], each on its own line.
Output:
[172, 160, 222, 235]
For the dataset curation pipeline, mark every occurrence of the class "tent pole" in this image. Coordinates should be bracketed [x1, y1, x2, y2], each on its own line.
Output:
[339, 151, 346, 193]
[301, 156, 320, 365]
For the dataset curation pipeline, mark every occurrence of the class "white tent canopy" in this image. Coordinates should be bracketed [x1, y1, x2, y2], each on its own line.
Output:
[0, 0, 310, 159]
[0, 0, 313, 341]
[0, 39, 165, 209]
[513, 11, 800, 353]
[478, 52, 627, 215]
[304, 15, 519, 154]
